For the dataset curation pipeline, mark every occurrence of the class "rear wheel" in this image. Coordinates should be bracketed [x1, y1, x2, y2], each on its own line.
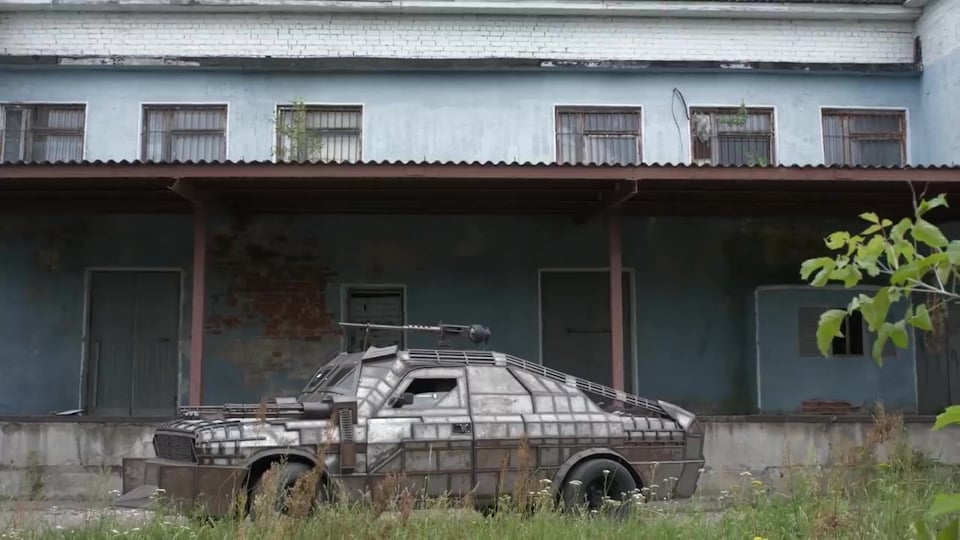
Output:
[560, 458, 637, 517]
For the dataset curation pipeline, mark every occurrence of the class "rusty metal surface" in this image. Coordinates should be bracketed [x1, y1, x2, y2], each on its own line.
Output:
[128, 328, 707, 515]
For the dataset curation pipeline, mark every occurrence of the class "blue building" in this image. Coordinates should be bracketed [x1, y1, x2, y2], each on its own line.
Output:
[0, 0, 958, 419]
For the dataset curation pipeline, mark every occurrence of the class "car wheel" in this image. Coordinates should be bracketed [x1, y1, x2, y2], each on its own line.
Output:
[560, 457, 637, 516]
[250, 461, 319, 518]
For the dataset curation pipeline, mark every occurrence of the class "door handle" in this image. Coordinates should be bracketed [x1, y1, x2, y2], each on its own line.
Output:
[452, 423, 472, 434]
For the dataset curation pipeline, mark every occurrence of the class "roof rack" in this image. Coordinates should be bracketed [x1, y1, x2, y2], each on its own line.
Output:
[404, 349, 666, 416]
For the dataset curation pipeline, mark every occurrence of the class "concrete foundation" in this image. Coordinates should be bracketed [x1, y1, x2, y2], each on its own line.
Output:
[1, 417, 956, 501]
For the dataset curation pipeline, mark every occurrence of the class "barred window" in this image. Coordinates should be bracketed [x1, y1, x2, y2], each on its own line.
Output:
[556, 107, 642, 165]
[690, 107, 775, 166]
[822, 109, 906, 167]
[276, 105, 362, 163]
[1, 104, 85, 163]
[141, 105, 227, 162]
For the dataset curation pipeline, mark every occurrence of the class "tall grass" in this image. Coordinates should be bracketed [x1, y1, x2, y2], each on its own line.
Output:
[4, 410, 958, 540]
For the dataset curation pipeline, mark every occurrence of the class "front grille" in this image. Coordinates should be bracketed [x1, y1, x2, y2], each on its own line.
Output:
[154, 432, 197, 462]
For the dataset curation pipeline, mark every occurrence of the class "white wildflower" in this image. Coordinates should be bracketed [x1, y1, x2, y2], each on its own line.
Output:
[739, 471, 752, 477]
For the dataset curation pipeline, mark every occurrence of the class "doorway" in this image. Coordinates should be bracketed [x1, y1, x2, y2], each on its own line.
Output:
[539, 270, 635, 392]
[83, 270, 181, 416]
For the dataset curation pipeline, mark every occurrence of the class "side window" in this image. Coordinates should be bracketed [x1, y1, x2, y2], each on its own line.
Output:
[385, 368, 466, 411]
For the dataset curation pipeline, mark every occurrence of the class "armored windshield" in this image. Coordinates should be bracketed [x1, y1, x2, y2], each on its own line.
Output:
[298, 352, 362, 401]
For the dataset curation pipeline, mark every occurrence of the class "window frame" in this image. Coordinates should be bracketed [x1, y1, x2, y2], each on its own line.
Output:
[0, 102, 87, 163]
[274, 103, 364, 163]
[139, 103, 229, 163]
[554, 106, 643, 165]
[820, 108, 907, 167]
[341, 284, 407, 352]
[688, 105, 777, 166]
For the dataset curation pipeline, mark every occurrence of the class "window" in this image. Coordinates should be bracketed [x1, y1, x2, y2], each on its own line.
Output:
[392, 377, 461, 409]
[822, 109, 906, 167]
[798, 307, 879, 357]
[690, 106, 775, 166]
[556, 107, 642, 165]
[343, 286, 405, 352]
[1, 104, 85, 163]
[276, 105, 362, 163]
[141, 105, 227, 162]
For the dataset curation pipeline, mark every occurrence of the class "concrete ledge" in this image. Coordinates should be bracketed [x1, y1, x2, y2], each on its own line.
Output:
[0, 418, 956, 500]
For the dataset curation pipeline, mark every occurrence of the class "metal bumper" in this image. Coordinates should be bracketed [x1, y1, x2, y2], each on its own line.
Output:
[121, 458, 247, 517]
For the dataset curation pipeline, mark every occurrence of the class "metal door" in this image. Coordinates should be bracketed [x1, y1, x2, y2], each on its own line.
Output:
[85, 271, 180, 417]
[540, 271, 633, 391]
[919, 302, 960, 414]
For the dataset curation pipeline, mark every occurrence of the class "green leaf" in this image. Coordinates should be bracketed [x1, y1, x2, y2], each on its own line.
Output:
[882, 218, 893, 227]
[830, 265, 862, 288]
[891, 218, 913, 241]
[860, 288, 891, 332]
[938, 519, 960, 540]
[934, 406, 960, 431]
[872, 323, 891, 364]
[914, 218, 949, 248]
[825, 231, 850, 250]
[890, 320, 909, 348]
[913, 519, 933, 540]
[929, 494, 960, 518]
[918, 194, 949, 217]
[947, 241, 960, 265]
[860, 212, 879, 224]
[816, 309, 848, 357]
[800, 257, 833, 282]
[911, 303, 934, 331]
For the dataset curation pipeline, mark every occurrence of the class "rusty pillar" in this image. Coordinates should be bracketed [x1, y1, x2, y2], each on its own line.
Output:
[189, 209, 207, 405]
[608, 209, 625, 391]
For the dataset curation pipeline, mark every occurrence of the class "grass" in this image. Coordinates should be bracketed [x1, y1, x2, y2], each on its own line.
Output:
[3, 409, 958, 540]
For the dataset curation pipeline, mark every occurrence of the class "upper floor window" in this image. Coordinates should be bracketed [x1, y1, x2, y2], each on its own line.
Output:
[822, 109, 906, 167]
[275, 104, 362, 163]
[1, 104, 85, 163]
[690, 106, 775, 166]
[141, 104, 227, 162]
[555, 107, 642, 165]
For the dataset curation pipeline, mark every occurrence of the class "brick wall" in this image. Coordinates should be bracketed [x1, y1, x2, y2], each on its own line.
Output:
[0, 11, 916, 64]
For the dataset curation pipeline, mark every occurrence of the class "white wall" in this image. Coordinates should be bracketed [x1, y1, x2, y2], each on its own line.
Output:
[0, 11, 916, 64]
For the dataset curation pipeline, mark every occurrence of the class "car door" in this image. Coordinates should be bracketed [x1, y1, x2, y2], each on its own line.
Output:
[365, 366, 474, 500]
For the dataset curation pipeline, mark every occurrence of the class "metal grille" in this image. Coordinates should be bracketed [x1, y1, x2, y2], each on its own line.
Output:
[405, 349, 667, 416]
[276, 105, 362, 163]
[153, 432, 197, 462]
[339, 407, 355, 441]
[690, 107, 775, 166]
[556, 107, 642, 165]
[141, 105, 227, 162]
[822, 109, 905, 167]
[1, 104, 85, 163]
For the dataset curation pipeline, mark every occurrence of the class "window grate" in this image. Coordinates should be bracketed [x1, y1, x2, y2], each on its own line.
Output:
[276, 105, 362, 163]
[556, 107, 642, 165]
[822, 109, 906, 167]
[690, 107, 775, 166]
[1, 104, 85, 163]
[141, 105, 227, 163]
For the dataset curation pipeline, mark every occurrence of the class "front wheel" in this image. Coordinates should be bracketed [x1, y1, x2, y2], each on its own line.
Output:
[560, 458, 638, 517]
[249, 461, 324, 518]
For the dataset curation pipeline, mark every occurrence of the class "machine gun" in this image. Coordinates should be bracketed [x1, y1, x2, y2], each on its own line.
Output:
[338, 322, 491, 350]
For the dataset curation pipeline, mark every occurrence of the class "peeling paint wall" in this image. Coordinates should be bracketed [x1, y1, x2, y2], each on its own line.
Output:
[0, 212, 908, 415]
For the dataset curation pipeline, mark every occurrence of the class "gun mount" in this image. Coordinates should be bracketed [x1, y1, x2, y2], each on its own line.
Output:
[338, 321, 491, 349]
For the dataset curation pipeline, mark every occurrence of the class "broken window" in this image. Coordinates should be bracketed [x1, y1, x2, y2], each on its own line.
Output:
[822, 109, 906, 167]
[276, 105, 362, 163]
[141, 105, 227, 162]
[344, 286, 405, 352]
[556, 107, 642, 165]
[798, 307, 875, 357]
[1, 104, 85, 163]
[690, 106, 775, 166]
[393, 377, 461, 409]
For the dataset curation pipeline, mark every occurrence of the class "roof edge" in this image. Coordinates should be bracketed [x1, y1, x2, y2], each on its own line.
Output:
[0, 56, 925, 76]
[0, 0, 922, 21]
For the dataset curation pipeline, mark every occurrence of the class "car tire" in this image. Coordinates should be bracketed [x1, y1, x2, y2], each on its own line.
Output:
[560, 457, 638, 517]
[249, 461, 319, 518]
